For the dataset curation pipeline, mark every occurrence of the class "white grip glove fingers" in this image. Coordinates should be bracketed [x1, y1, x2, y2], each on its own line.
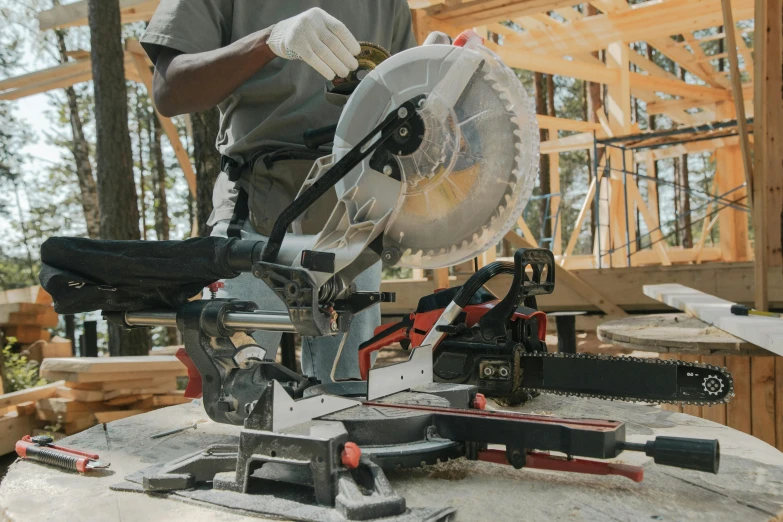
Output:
[267, 8, 361, 80]
[321, 31, 359, 75]
[324, 17, 362, 57]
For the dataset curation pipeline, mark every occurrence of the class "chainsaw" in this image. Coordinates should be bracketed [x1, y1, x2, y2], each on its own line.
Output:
[359, 248, 734, 407]
[40, 30, 731, 522]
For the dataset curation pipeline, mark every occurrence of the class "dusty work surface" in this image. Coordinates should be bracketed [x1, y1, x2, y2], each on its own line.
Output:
[1, 396, 782, 522]
[598, 313, 769, 356]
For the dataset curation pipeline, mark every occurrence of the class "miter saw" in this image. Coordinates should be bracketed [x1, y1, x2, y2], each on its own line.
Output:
[40, 33, 733, 522]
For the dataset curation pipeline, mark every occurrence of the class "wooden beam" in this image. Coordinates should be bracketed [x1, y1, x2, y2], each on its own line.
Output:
[721, 0, 754, 196]
[487, 42, 618, 85]
[506, 0, 755, 57]
[752, 0, 783, 309]
[128, 43, 196, 197]
[561, 179, 596, 264]
[428, 0, 578, 28]
[634, 135, 740, 162]
[629, 71, 732, 102]
[541, 132, 598, 154]
[38, 0, 159, 30]
[536, 115, 603, 134]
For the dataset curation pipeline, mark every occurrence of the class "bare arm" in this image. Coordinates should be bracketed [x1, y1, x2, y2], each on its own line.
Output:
[152, 28, 276, 117]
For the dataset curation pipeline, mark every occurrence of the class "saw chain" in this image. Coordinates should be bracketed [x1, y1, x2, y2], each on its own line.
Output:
[518, 351, 735, 407]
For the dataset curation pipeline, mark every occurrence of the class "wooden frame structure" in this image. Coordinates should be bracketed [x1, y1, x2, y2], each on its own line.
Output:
[2, 0, 780, 320]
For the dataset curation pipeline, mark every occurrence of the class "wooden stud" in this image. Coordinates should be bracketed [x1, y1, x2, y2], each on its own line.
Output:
[726, 356, 751, 434]
[702, 356, 727, 425]
[714, 103, 750, 262]
[751, 357, 776, 446]
[776, 357, 783, 452]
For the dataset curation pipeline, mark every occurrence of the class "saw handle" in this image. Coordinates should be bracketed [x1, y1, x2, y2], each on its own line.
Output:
[619, 437, 720, 474]
[304, 124, 338, 150]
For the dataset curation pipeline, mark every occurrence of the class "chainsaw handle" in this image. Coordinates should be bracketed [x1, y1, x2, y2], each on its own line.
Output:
[358, 321, 410, 380]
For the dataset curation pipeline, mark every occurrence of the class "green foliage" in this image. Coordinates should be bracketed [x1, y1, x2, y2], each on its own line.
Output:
[2, 338, 47, 394]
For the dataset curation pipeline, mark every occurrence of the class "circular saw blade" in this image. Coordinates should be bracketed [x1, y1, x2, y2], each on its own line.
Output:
[384, 46, 540, 269]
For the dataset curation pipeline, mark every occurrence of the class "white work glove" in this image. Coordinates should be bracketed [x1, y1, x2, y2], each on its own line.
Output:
[267, 8, 361, 80]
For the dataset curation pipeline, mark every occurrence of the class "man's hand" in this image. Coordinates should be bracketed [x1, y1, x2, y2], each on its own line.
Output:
[267, 8, 361, 80]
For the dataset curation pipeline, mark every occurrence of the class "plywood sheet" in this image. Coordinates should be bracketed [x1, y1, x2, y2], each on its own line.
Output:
[644, 284, 783, 356]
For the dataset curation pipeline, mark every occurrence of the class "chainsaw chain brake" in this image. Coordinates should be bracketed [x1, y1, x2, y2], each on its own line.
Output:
[518, 351, 736, 407]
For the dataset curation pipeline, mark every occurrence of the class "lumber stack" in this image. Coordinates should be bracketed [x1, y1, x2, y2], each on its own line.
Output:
[0, 286, 58, 345]
[34, 356, 190, 437]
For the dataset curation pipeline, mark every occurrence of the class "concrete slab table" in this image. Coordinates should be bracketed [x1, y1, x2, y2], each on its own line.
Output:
[1, 395, 782, 521]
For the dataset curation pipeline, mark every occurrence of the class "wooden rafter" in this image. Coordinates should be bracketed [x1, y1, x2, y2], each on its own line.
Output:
[505, 0, 755, 57]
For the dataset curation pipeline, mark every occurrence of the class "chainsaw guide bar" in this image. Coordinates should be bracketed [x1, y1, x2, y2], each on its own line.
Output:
[518, 351, 735, 406]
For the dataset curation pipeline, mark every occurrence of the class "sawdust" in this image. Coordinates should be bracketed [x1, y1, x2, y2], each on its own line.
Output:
[428, 468, 469, 481]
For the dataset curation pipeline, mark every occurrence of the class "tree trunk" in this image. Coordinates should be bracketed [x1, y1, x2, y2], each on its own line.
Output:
[55, 30, 100, 239]
[192, 108, 222, 238]
[534, 72, 550, 243]
[673, 158, 682, 246]
[679, 154, 693, 248]
[135, 87, 148, 240]
[88, 0, 150, 356]
[149, 114, 171, 241]
[678, 67, 692, 249]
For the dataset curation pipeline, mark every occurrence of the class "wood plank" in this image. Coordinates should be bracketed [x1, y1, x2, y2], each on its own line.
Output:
[100, 377, 177, 392]
[37, 0, 159, 30]
[40, 356, 185, 375]
[702, 356, 727, 425]
[0, 412, 41, 455]
[643, 284, 783, 356]
[106, 394, 152, 407]
[36, 409, 95, 424]
[0, 382, 64, 410]
[103, 384, 179, 401]
[36, 398, 117, 414]
[777, 357, 783, 452]
[55, 387, 105, 402]
[41, 370, 185, 384]
[14, 402, 37, 417]
[62, 417, 97, 435]
[506, 0, 755, 56]
[725, 356, 751, 434]
[751, 357, 777, 446]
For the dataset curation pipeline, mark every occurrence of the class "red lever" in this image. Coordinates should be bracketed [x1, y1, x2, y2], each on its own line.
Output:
[473, 393, 487, 410]
[478, 449, 644, 483]
[453, 29, 485, 48]
[208, 281, 225, 298]
[341, 442, 362, 469]
[176, 347, 203, 399]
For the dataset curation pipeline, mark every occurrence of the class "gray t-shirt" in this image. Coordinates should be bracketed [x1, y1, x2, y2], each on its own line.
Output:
[141, 0, 417, 164]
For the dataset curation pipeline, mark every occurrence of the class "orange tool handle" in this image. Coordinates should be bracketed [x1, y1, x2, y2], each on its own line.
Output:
[478, 449, 644, 483]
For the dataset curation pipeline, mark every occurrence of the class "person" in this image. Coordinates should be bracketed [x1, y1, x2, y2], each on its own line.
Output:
[141, 2, 417, 383]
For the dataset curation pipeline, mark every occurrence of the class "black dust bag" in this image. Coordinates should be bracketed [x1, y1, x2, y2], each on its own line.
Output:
[39, 237, 242, 314]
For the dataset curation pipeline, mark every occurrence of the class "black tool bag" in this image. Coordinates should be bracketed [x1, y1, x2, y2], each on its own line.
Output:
[39, 237, 242, 314]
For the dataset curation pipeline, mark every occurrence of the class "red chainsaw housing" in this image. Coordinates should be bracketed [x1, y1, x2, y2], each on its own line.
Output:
[358, 290, 547, 380]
